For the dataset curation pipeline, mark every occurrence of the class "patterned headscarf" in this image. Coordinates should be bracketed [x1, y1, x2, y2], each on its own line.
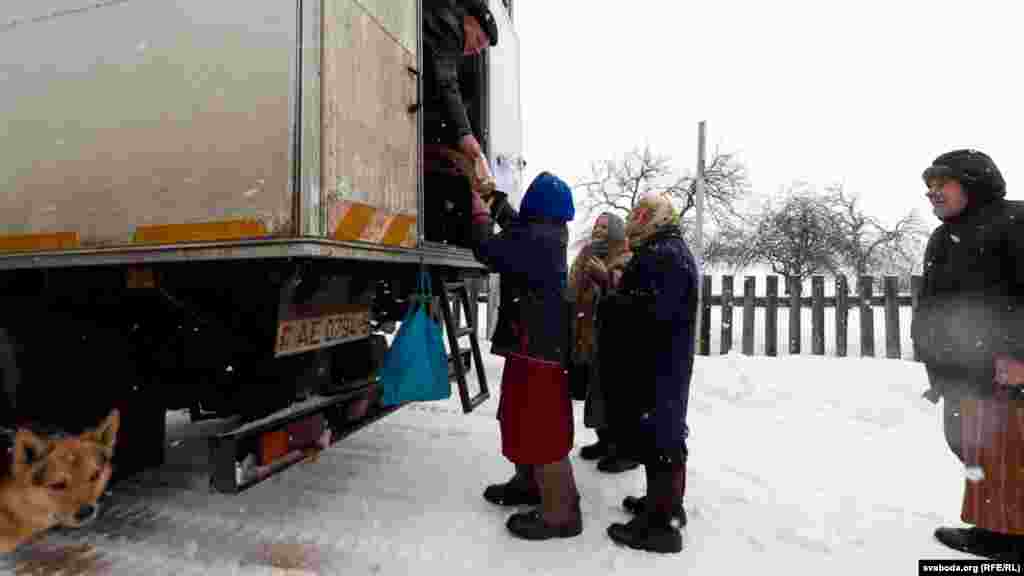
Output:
[625, 194, 677, 247]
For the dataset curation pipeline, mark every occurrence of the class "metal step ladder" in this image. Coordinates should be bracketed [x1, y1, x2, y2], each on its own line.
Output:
[435, 275, 490, 413]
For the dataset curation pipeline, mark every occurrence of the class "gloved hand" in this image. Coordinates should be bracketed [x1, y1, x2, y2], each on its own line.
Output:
[488, 191, 517, 229]
[585, 256, 609, 288]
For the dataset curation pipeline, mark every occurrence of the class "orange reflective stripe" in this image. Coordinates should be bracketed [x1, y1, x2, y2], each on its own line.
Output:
[332, 203, 376, 241]
[0, 231, 80, 252]
[133, 220, 267, 244]
[381, 214, 416, 247]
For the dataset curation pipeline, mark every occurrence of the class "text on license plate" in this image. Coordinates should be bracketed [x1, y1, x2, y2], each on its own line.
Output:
[274, 308, 370, 357]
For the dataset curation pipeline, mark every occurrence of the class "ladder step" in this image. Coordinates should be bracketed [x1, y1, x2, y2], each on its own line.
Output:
[433, 271, 489, 414]
[447, 348, 472, 379]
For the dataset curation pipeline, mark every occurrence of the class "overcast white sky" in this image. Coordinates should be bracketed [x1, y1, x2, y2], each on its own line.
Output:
[514, 0, 1023, 242]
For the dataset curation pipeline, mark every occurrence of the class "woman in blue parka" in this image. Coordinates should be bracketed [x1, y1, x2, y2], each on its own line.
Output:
[468, 172, 582, 540]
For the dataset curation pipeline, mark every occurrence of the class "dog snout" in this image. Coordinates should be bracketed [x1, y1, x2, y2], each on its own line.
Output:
[74, 504, 98, 524]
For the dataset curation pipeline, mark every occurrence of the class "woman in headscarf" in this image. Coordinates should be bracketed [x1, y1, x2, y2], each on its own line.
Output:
[468, 172, 582, 540]
[567, 213, 637, 473]
[600, 194, 698, 554]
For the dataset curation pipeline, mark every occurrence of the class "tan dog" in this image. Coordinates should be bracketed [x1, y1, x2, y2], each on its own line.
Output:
[0, 409, 119, 553]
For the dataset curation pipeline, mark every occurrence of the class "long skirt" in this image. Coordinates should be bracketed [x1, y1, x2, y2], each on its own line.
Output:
[497, 353, 574, 465]
[960, 397, 1024, 535]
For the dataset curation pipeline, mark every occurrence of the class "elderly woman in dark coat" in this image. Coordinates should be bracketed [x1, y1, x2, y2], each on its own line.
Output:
[468, 172, 582, 540]
[912, 149, 1024, 560]
[567, 212, 637, 473]
[600, 194, 698, 554]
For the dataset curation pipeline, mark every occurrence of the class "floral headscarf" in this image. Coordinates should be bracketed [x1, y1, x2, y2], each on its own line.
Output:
[625, 194, 677, 247]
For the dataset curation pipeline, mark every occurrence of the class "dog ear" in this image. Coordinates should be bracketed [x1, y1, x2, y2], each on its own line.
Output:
[12, 429, 51, 479]
[82, 409, 120, 451]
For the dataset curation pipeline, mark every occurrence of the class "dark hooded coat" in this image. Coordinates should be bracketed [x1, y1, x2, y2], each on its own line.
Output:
[913, 150, 1024, 402]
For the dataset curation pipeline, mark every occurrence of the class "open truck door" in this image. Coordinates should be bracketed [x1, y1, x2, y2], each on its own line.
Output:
[486, 0, 525, 207]
[319, 0, 419, 244]
[482, 1, 524, 339]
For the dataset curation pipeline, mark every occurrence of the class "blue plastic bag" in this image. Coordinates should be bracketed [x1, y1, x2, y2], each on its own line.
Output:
[380, 271, 451, 406]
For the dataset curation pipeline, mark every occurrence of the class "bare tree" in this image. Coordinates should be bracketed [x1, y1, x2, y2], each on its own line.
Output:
[576, 146, 670, 220]
[572, 145, 749, 250]
[665, 149, 750, 227]
[720, 183, 843, 287]
[871, 229, 929, 290]
[699, 219, 753, 271]
[823, 184, 929, 279]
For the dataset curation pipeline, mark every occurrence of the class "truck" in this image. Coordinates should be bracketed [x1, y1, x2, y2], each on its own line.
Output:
[0, 0, 524, 493]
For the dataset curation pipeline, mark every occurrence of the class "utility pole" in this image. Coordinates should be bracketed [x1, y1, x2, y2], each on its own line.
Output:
[695, 121, 706, 351]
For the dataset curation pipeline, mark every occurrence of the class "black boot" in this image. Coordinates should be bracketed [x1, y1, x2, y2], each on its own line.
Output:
[608, 513, 682, 554]
[507, 485, 583, 542]
[507, 508, 583, 540]
[934, 526, 1023, 561]
[597, 454, 639, 473]
[623, 495, 687, 526]
[580, 428, 615, 460]
[579, 440, 610, 461]
[483, 467, 541, 507]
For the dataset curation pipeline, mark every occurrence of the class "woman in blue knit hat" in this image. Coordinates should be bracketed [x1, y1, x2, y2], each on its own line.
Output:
[468, 171, 582, 540]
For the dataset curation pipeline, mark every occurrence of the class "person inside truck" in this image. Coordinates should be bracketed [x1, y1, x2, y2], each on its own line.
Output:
[468, 172, 582, 541]
[422, 0, 500, 248]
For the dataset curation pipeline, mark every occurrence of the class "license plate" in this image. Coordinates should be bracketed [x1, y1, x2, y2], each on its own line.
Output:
[274, 306, 370, 357]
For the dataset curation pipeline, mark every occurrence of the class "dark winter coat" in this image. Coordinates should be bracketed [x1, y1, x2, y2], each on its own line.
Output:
[600, 226, 699, 464]
[472, 216, 569, 363]
[470, 173, 573, 363]
[912, 198, 1024, 400]
[423, 0, 474, 146]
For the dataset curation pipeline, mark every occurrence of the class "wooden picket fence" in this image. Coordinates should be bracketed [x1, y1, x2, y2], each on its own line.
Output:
[476, 274, 924, 360]
[699, 274, 922, 359]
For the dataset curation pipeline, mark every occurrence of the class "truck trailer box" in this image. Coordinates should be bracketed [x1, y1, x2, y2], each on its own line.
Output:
[0, 0, 523, 268]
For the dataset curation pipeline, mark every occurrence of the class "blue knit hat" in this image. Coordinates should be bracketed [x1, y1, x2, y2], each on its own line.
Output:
[519, 172, 575, 222]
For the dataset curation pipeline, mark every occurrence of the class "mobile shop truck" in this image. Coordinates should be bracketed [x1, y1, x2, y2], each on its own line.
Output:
[0, 0, 524, 493]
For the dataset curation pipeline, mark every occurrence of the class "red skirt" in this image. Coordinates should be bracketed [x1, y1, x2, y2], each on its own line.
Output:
[960, 397, 1024, 535]
[498, 353, 574, 465]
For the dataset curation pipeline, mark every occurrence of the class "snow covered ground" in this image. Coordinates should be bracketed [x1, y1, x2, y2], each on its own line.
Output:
[2, 351, 982, 574]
